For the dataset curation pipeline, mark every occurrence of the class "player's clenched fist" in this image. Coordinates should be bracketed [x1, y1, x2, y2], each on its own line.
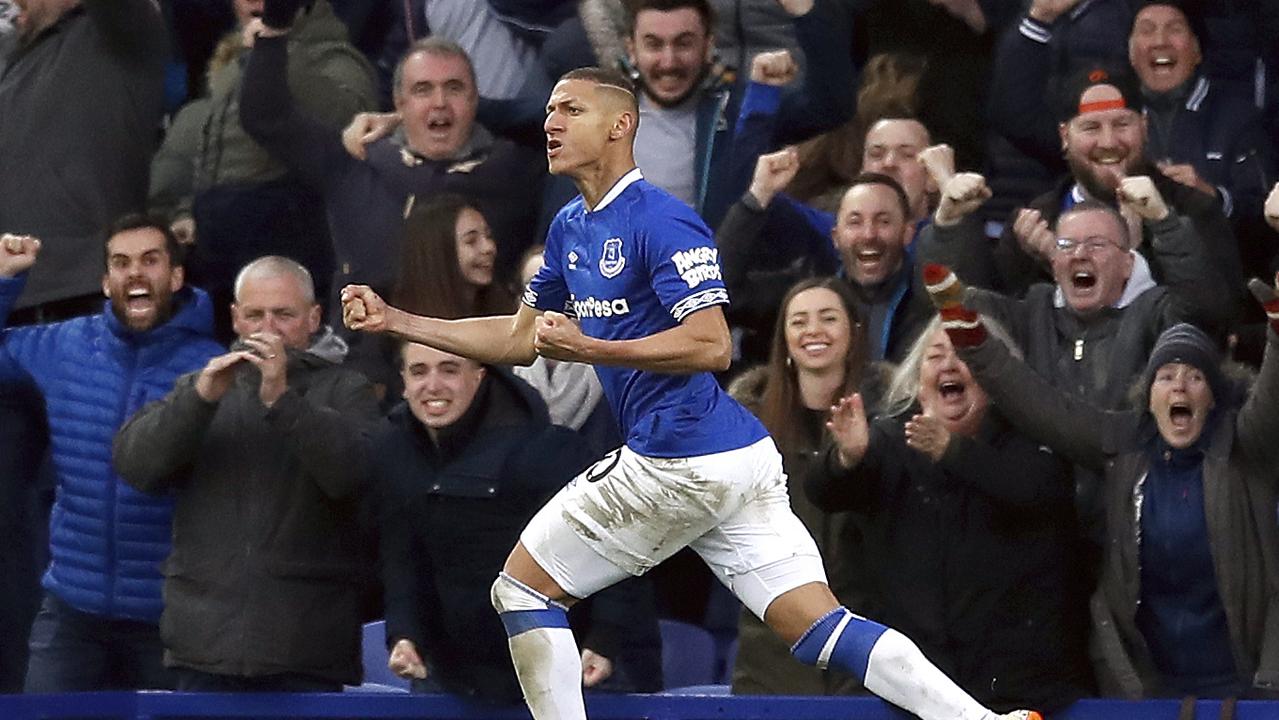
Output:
[534, 311, 591, 361]
[341, 284, 391, 333]
[0, 233, 41, 278]
[1117, 176, 1170, 221]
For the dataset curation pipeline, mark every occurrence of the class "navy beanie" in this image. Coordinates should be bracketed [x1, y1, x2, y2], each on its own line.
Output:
[1144, 323, 1227, 402]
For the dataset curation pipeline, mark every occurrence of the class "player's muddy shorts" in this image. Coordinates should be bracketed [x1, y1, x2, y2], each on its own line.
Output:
[520, 436, 826, 619]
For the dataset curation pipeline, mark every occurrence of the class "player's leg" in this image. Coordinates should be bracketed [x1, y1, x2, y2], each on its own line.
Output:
[494, 445, 706, 720]
[491, 541, 593, 720]
[766, 583, 1013, 720]
[692, 438, 1039, 720]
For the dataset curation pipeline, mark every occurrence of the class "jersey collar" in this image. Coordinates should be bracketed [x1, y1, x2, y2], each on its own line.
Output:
[590, 168, 644, 213]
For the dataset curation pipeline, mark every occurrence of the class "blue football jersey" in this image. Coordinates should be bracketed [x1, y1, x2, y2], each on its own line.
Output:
[523, 169, 767, 458]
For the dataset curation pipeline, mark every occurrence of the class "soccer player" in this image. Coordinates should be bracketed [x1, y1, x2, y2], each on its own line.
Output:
[342, 67, 1040, 720]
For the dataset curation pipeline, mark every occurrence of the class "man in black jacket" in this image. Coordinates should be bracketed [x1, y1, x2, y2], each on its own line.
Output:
[373, 342, 661, 700]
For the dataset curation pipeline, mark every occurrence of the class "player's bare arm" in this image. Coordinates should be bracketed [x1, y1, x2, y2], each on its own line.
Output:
[341, 284, 540, 366]
[534, 305, 731, 373]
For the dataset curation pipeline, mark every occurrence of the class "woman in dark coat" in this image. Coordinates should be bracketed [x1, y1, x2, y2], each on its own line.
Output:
[809, 315, 1092, 713]
[936, 264, 1279, 699]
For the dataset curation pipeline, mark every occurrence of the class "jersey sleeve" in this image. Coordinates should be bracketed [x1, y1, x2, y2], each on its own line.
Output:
[644, 202, 730, 323]
[523, 214, 572, 315]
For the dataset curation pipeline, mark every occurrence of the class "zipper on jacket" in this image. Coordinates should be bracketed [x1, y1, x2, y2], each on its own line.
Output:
[1074, 338, 1084, 361]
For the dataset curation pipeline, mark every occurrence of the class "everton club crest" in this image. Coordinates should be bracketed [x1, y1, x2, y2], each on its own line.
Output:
[600, 238, 626, 278]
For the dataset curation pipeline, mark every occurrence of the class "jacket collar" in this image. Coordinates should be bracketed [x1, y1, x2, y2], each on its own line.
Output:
[103, 286, 216, 345]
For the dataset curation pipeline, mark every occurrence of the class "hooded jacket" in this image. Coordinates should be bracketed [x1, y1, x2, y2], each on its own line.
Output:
[373, 368, 658, 700]
[0, 275, 222, 622]
[113, 329, 380, 683]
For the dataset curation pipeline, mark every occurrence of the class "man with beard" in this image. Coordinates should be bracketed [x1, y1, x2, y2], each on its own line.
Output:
[992, 64, 1245, 319]
[621, 0, 852, 226]
[0, 216, 222, 692]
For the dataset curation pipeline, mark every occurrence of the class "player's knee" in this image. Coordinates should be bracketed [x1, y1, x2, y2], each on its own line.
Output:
[491, 573, 570, 637]
[790, 606, 887, 680]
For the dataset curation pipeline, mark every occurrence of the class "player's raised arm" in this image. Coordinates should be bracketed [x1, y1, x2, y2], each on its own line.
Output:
[341, 285, 540, 366]
[534, 305, 732, 374]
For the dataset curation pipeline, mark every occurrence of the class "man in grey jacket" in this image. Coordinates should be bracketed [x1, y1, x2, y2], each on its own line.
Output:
[114, 256, 380, 691]
[0, 0, 166, 318]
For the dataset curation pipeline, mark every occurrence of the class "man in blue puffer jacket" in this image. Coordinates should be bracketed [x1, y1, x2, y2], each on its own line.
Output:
[0, 215, 223, 692]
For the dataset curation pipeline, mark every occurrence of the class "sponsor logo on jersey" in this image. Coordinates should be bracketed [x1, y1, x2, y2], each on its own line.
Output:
[600, 238, 626, 278]
[571, 295, 631, 319]
[671, 246, 722, 289]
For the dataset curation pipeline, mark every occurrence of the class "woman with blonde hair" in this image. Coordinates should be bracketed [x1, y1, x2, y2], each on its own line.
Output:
[808, 314, 1091, 712]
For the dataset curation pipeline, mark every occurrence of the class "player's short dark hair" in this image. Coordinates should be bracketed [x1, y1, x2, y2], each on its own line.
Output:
[625, 0, 715, 36]
[846, 172, 912, 222]
[559, 67, 639, 111]
[102, 213, 184, 269]
[393, 37, 477, 100]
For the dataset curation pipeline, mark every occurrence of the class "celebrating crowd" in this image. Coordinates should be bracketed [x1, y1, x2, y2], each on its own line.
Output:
[1, 0, 1278, 714]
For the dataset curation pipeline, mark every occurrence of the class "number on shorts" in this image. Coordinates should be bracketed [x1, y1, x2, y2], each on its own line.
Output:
[583, 449, 622, 484]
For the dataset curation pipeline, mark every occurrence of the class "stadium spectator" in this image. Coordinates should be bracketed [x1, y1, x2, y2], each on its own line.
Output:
[924, 167, 1233, 559]
[359, 0, 858, 226]
[374, 341, 659, 699]
[984, 0, 1133, 226]
[728, 277, 869, 695]
[991, 64, 1245, 308]
[808, 316, 1091, 713]
[719, 169, 985, 365]
[239, 0, 544, 315]
[946, 297, 1279, 699]
[0, 360, 46, 692]
[347, 194, 518, 403]
[113, 256, 380, 692]
[375, 0, 555, 103]
[849, 0, 1022, 174]
[924, 170, 1233, 411]
[0, 0, 166, 322]
[149, 0, 377, 343]
[615, 0, 853, 223]
[512, 246, 619, 456]
[0, 218, 222, 692]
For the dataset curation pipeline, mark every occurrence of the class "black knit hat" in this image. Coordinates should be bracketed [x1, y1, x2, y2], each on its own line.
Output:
[1056, 64, 1145, 123]
[1143, 323, 1227, 402]
[1132, 0, 1208, 44]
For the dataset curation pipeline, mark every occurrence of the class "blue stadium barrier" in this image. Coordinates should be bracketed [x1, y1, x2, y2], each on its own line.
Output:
[0, 692, 1274, 720]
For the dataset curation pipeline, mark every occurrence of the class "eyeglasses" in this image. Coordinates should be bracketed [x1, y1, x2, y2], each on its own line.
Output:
[1055, 236, 1121, 255]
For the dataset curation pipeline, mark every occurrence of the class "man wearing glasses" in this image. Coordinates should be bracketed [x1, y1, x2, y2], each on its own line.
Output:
[921, 169, 1233, 552]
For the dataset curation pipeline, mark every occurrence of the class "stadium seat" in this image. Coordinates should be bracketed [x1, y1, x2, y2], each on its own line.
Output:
[360, 620, 411, 691]
[660, 619, 718, 690]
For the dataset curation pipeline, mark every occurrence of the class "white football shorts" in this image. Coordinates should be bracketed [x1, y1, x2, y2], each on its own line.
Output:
[519, 436, 826, 619]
